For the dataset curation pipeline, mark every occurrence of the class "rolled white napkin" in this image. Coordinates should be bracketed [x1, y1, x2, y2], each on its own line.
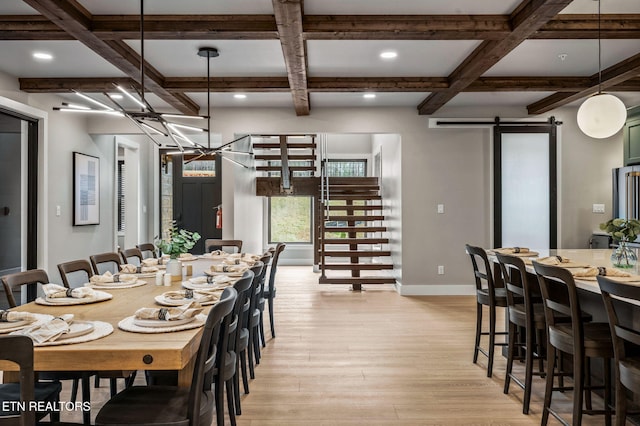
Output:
[222, 258, 250, 266]
[163, 289, 222, 304]
[134, 301, 203, 321]
[208, 250, 226, 256]
[536, 256, 571, 266]
[210, 264, 248, 273]
[121, 264, 158, 274]
[179, 253, 194, 259]
[142, 258, 164, 267]
[90, 271, 136, 284]
[493, 247, 530, 254]
[15, 314, 73, 344]
[189, 275, 234, 285]
[42, 283, 96, 299]
[572, 267, 631, 278]
[0, 310, 36, 323]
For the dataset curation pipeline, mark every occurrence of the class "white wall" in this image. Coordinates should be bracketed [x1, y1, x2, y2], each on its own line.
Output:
[0, 65, 626, 294]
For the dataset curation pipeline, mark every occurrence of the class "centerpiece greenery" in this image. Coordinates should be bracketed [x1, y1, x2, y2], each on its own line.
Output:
[599, 218, 640, 268]
[155, 222, 201, 259]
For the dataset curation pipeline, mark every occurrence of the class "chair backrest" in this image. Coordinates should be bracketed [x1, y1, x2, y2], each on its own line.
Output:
[496, 253, 538, 323]
[90, 252, 123, 275]
[187, 286, 237, 426]
[204, 239, 243, 254]
[1, 269, 49, 308]
[228, 271, 255, 352]
[267, 243, 286, 292]
[246, 261, 265, 327]
[597, 276, 640, 391]
[0, 335, 36, 426]
[257, 252, 272, 295]
[136, 243, 157, 259]
[465, 244, 497, 295]
[532, 261, 584, 350]
[120, 248, 144, 266]
[57, 259, 92, 289]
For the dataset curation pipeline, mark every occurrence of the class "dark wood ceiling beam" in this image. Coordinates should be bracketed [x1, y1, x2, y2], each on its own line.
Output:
[527, 51, 640, 114]
[417, 0, 574, 115]
[533, 14, 640, 39]
[20, 76, 640, 94]
[92, 15, 278, 40]
[0, 15, 72, 39]
[21, 0, 199, 115]
[272, 0, 309, 116]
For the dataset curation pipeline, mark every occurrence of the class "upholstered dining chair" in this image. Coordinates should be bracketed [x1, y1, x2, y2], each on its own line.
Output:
[1, 269, 93, 424]
[249, 252, 272, 370]
[0, 335, 63, 425]
[465, 244, 508, 377]
[90, 252, 123, 275]
[120, 247, 144, 266]
[57, 259, 137, 396]
[597, 275, 640, 426]
[262, 242, 285, 342]
[238, 261, 264, 394]
[136, 243, 158, 259]
[95, 287, 237, 426]
[496, 253, 547, 414]
[204, 239, 243, 254]
[533, 262, 613, 426]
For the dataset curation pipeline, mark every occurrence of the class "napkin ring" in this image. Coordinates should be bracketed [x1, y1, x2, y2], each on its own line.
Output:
[207, 276, 215, 284]
[184, 289, 194, 299]
[513, 247, 521, 253]
[66, 288, 75, 297]
[158, 308, 169, 320]
[598, 266, 607, 276]
[0, 311, 9, 322]
[113, 274, 121, 283]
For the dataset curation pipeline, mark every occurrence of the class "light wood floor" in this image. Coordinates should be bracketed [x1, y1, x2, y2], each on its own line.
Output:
[59, 266, 610, 425]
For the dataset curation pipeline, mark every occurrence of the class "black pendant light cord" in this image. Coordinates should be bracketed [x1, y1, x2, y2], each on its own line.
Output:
[598, 0, 602, 94]
[207, 54, 211, 150]
[140, 0, 145, 111]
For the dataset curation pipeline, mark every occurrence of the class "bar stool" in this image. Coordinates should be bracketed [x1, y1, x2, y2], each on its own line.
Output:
[533, 262, 613, 426]
[465, 244, 508, 377]
[496, 253, 547, 414]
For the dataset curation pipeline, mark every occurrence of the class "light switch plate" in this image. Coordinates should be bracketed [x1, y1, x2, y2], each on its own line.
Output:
[592, 203, 605, 214]
[437, 204, 444, 214]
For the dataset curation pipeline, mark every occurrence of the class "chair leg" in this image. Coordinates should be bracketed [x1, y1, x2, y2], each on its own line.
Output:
[585, 357, 592, 410]
[253, 328, 261, 365]
[523, 325, 535, 415]
[504, 322, 516, 394]
[259, 310, 266, 348]
[81, 374, 91, 425]
[70, 378, 79, 403]
[473, 302, 482, 364]
[94, 374, 100, 388]
[240, 350, 250, 394]
[573, 353, 584, 426]
[268, 297, 276, 338]
[615, 374, 627, 426]
[248, 333, 256, 379]
[109, 377, 117, 397]
[542, 344, 557, 426]
[604, 357, 612, 426]
[233, 368, 242, 415]
[215, 380, 225, 426]
[487, 304, 496, 377]
[226, 380, 237, 426]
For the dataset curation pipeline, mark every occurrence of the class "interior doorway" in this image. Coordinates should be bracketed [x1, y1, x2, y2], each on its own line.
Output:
[115, 137, 141, 250]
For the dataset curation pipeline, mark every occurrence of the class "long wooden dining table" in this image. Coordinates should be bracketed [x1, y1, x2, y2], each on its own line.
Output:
[0, 257, 228, 387]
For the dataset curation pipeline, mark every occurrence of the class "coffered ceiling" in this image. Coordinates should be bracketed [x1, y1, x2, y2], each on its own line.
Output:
[1, 0, 639, 115]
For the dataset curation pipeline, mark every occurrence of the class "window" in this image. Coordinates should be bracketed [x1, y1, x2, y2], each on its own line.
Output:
[269, 196, 312, 243]
[117, 160, 125, 232]
[183, 154, 216, 177]
[326, 159, 366, 177]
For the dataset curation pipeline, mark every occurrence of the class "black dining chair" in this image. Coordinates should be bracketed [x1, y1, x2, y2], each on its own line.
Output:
[262, 243, 285, 342]
[89, 252, 123, 275]
[136, 243, 158, 259]
[95, 287, 238, 426]
[249, 252, 272, 370]
[204, 239, 243, 254]
[120, 247, 144, 266]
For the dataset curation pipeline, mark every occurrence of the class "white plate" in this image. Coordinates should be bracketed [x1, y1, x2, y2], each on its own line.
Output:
[177, 256, 199, 262]
[133, 316, 196, 328]
[37, 290, 112, 306]
[0, 319, 33, 331]
[155, 292, 220, 307]
[134, 272, 158, 278]
[204, 269, 245, 277]
[58, 321, 95, 340]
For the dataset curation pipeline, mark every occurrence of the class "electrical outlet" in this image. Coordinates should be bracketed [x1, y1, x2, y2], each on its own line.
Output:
[56, 205, 61, 217]
[592, 203, 605, 214]
[437, 204, 444, 214]
[437, 265, 445, 275]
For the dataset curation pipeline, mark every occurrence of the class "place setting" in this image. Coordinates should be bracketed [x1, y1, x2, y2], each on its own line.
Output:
[204, 263, 249, 278]
[571, 266, 640, 282]
[142, 257, 166, 269]
[488, 247, 539, 257]
[118, 301, 207, 333]
[524, 255, 592, 268]
[9, 313, 113, 347]
[182, 274, 235, 290]
[35, 283, 112, 306]
[0, 310, 53, 334]
[85, 271, 147, 289]
[155, 288, 223, 307]
[199, 250, 228, 260]
[120, 263, 160, 278]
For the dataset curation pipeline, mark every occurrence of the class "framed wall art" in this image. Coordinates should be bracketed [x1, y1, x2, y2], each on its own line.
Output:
[73, 151, 100, 225]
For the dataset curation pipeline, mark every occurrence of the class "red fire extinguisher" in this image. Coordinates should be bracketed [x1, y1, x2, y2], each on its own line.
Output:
[216, 205, 222, 229]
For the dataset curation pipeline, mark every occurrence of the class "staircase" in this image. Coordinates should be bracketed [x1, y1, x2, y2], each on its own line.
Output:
[252, 134, 316, 189]
[317, 177, 396, 290]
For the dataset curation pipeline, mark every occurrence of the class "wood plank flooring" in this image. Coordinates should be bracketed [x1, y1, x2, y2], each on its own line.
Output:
[57, 266, 608, 424]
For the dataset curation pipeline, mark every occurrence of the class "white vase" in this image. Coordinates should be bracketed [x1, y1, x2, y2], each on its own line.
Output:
[166, 258, 183, 277]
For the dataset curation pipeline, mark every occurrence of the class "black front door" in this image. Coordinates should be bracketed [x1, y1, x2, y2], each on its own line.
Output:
[171, 154, 222, 254]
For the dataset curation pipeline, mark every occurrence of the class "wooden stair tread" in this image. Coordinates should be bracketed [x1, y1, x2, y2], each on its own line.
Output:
[319, 276, 396, 285]
[323, 226, 387, 232]
[328, 194, 382, 200]
[253, 143, 316, 149]
[321, 264, 394, 270]
[322, 238, 389, 245]
[257, 165, 316, 171]
[325, 215, 384, 221]
[255, 154, 315, 160]
[326, 205, 382, 211]
[320, 250, 391, 257]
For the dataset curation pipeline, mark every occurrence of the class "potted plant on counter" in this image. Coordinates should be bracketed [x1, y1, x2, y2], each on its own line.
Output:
[599, 218, 640, 268]
[155, 222, 201, 276]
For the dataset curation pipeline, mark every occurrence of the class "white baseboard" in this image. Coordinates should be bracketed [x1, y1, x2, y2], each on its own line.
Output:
[395, 281, 476, 296]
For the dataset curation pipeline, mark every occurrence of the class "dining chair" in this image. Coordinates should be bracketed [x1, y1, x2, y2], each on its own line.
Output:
[465, 244, 508, 377]
[1, 269, 93, 425]
[57, 259, 137, 396]
[496, 253, 547, 414]
[249, 252, 272, 370]
[597, 275, 640, 426]
[90, 252, 123, 275]
[136, 243, 158, 259]
[533, 261, 613, 426]
[204, 239, 243, 254]
[239, 261, 265, 393]
[120, 247, 144, 266]
[95, 287, 238, 426]
[0, 335, 63, 425]
[262, 242, 285, 341]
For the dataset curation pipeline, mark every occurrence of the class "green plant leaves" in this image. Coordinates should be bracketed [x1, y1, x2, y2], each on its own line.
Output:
[154, 221, 201, 258]
[599, 218, 640, 242]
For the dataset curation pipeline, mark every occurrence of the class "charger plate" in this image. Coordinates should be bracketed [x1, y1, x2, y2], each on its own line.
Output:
[85, 280, 146, 290]
[119, 313, 206, 333]
[28, 321, 113, 347]
[0, 314, 52, 334]
[155, 291, 220, 307]
[35, 290, 113, 306]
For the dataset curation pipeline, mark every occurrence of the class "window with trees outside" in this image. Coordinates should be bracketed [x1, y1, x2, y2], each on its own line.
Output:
[269, 196, 312, 243]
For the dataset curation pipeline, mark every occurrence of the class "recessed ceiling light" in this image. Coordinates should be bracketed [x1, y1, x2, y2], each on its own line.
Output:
[363, 93, 376, 99]
[108, 94, 123, 100]
[379, 51, 397, 59]
[33, 52, 53, 61]
[234, 94, 247, 99]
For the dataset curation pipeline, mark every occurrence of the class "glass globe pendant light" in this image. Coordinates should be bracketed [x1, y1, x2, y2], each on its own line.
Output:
[576, 0, 627, 139]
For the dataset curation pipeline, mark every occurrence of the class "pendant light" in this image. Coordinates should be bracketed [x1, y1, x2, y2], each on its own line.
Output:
[576, 0, 627, 139]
